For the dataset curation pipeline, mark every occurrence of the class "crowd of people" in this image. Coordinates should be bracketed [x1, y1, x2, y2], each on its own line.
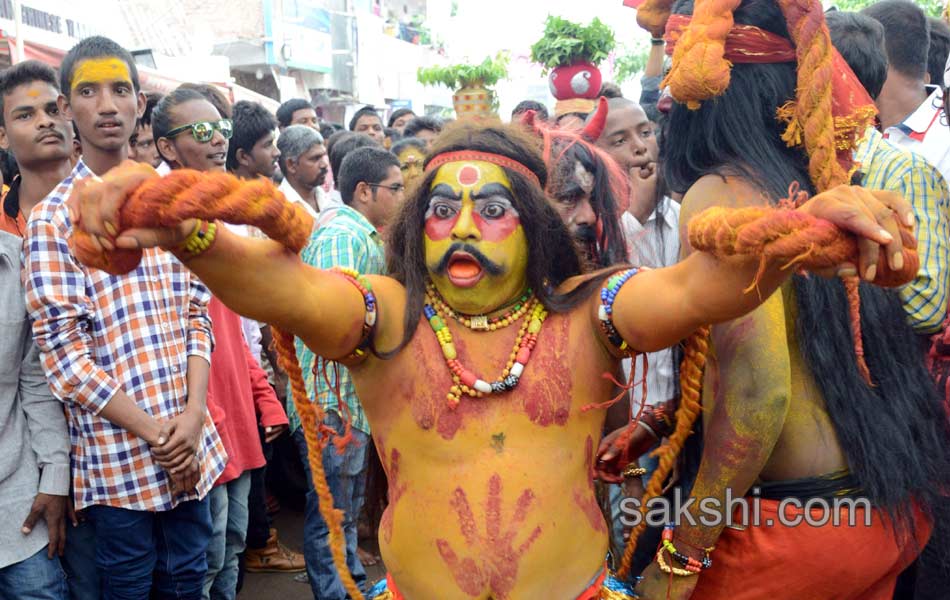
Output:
[0, 0, 949, 599]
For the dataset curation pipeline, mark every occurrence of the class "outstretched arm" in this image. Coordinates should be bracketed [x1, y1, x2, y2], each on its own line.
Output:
[607, 176, 915, 353]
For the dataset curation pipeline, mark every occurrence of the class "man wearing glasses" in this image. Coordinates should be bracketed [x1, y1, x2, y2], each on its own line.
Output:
[291, 146, 405, 600]
[23, 37, 225, 600]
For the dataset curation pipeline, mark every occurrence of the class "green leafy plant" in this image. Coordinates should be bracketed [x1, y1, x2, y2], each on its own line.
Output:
[417, 53, 510, 90]
[530, 16, 616, 73]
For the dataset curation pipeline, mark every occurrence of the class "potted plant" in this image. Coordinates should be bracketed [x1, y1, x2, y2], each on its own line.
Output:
[530, 16, 616, 100]
[418, 53, 509, 118]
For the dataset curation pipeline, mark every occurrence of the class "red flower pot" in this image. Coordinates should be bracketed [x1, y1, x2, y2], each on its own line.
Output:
[549, 61, 602, 100]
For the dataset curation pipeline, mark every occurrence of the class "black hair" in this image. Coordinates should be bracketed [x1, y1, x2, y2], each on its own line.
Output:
[928, 17, 950, 87]
[861, 0, 930, 81]
[599, 82, 624, 99]
[136, 92, 163, 130]
[384, 127, 402, 143]
[151, 87, 209, 163]
[391, 136, 427, 156]
[666, 0, 950, 543]
[178, 83, 232, 118]
[826, 11, 888, 100]
[227, 100, 278, 171]
[320, 121, 343, 141]
[60, 36, 140, 99]
[388, 107, 415, 128]
[349, 105, 383, 131]
[0, 60, 59, 126]
[276, 98, 313, 128]
[401, 115, 443, 139]
[385, 120, 618, 356]
[328, 132, 380, 189]
[511, 100, 549, 121]
[0, 148, 19, 183]
[338, 146, 400, 205]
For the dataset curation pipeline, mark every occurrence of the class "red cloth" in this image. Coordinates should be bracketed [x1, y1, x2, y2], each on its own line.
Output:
[207, 297, 287, 486]
[689, 499, 930, 600]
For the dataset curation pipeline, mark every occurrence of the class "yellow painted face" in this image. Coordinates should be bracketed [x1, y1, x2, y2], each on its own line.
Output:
[424, 160, 529, 315]
[398, 147, 425, 188]
[71, 58, 133, 92]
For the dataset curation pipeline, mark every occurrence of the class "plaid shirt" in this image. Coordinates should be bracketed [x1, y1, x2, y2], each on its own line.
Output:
[857, 128, 950, 334]
[289, 205, 385, 435]
[24, 160, 226, 512]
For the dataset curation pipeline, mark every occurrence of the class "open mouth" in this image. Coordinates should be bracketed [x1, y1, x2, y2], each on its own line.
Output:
[208, 152, 226, 165]
[446, 251, 484, 288]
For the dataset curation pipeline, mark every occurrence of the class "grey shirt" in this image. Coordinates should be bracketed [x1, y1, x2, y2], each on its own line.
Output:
[0, 230, 69, 568]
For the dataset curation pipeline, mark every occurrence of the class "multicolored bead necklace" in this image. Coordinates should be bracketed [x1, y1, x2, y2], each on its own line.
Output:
[424, 286, 548, 409]
[425, 283, 533, 331]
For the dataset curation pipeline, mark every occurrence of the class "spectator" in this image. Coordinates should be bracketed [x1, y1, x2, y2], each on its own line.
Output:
[291, 146, 404, 600]
[24, 36, 226, 600]
[227, 101, 280, 179]
[391, 136, 426, 189]
[348, 105, 385, 144]
[277, 98, 319, 131]
[599, 81, 624, 99]
[128, 92, 163, 169]
[276, 125, 337, 222]
[928, 17, 950, 89]
[180, 83, 233, 118]
[327, 132, 379, 204]
[153, 88, 231, 172]
[387, 107, 415, 134]
[0, 58, 71, 600]
[401, 115, 443, 150]
[511, 100, 549, 123]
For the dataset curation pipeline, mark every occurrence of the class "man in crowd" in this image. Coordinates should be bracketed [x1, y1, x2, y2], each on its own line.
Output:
[276, 125, 337, 222]
[277, 98, 319, 132]
[0, 59, 71, 600]
[387, 108, 415, 135]
[348, 105, 385, 144]
[291, 146, 404, 599]
[402, 115, 443, 150]
[864, 1, 950, 180]
[511, 100, 548, 123]
[128, 92, 162, 169]
[928, 17, 950, 90]
[827, 10, 950, 338]
[227, 101, 280, 181]
[24, 36, 226, 600]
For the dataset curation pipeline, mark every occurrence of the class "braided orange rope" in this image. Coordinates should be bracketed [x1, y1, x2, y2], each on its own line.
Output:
[662, 0, 742, 109]
[634, 0, 675, 37]
[617, 327, 709, 580]
[70, 168, 365, 600]
[776, 0, 844, 193]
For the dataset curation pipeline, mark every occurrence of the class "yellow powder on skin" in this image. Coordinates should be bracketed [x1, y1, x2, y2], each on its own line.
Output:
[71, 58, 132, 91]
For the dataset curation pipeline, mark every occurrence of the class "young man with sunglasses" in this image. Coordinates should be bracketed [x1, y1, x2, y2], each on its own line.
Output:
[152, 86, 290, 600]
[290, 145, 404, 599]
[23, 38, 226, 600]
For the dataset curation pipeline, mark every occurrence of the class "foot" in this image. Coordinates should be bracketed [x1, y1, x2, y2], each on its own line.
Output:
[245, 533, 306, 573]
[357, 546, 380, 566]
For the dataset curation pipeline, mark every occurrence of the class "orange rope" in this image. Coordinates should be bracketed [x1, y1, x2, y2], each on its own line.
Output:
[71, 168, 364, 600]
[635, 0, 676, 37]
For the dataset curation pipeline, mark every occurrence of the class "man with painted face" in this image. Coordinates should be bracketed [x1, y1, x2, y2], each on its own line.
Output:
[392, 137, 427, 191]
[67, 111, 913, 599]
[23, 36, 226, 600]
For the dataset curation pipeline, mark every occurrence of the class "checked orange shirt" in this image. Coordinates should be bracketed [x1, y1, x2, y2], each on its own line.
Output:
[24, 159, 227, 512]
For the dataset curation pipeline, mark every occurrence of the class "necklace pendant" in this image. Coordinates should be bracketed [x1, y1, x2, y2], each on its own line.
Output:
[470, 315, 490, 330]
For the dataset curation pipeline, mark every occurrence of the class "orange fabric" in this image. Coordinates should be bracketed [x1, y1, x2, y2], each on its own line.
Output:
[690, 500, 931, 600]
[664, 14, 796, 63]
[0, 210, 24, 237]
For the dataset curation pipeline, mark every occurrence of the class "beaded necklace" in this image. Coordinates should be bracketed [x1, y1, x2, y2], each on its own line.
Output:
[424, 287, 548, 409]
[425, 283, 533, 331]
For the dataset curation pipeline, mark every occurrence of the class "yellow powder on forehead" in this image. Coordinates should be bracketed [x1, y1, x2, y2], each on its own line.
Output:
[26, 88, 40, 98]
[71, 58, 132, 90]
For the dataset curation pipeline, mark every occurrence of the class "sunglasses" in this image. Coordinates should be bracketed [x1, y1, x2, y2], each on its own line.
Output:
[367, 182, 406, 193]
[164, 119, 233, 143]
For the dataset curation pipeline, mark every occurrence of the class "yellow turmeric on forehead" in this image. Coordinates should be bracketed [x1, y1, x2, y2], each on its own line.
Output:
[71, 58, 132, 91]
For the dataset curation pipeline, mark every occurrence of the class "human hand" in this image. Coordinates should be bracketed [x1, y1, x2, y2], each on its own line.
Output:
[629, 162, 659, 223]
[264, 423, 288, 443]
[635, 561, 699, 600]
[596, 423, 655, 483]
[168, 456, 201, 495]
[151, 408, 205, 474]
[798, 185, 916, 283]
[22, 493, 67, 558]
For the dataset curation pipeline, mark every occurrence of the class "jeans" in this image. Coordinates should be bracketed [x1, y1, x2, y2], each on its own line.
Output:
[61, 517, 98, 600]
[204, 472, 251, 600]
[87, 498, 212, 600]
[0, 546, 67, 600]
[293, 412, 369, 600]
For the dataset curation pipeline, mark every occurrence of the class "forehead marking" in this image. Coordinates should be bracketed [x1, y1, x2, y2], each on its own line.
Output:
[458, 164, 480, 186]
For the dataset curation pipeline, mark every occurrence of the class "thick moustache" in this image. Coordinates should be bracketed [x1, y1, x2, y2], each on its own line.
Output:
[433, 243, 503, 276]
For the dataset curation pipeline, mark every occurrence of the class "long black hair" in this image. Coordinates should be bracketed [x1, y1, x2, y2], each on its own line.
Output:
[385, 120, 616, 353]
[664, 0, 950, 536]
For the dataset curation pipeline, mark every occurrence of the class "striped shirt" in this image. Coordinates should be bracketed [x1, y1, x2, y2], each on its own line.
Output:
[23, 159, 226, 512]
[289, 205, 385, 435]
[856, 128, 950, 334]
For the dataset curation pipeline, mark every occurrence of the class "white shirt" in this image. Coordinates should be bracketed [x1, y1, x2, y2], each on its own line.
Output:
[884, 86, 950, 183]
[278, 177, 343, 223]
[620, 199, 681, 410]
